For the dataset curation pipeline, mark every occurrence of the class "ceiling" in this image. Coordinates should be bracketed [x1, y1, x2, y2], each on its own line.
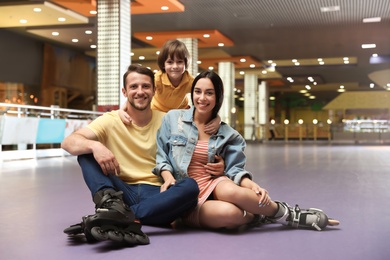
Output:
[1, 0, 390, 106]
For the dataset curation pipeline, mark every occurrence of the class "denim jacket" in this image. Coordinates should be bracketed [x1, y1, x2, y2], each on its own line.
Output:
[153, 107, 253, 185]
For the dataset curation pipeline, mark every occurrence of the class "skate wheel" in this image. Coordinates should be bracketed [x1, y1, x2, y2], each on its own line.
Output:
[90, 226, 109, 241]
[63, 224, 83, 235]
[108, 230, 124, 242]
[123, 232, 138, 244]
[135, 234, 150, 245]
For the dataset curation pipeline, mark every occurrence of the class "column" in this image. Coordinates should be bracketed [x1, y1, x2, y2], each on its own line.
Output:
[218, 62, 234, 125]
[258, 81, 269, 140]
[244, 73, 258, 140]
[96, 0, 131, 111]
[177, 38, 198, 76]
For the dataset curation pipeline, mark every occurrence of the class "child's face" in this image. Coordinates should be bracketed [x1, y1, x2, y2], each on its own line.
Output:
[164, 55, 186, 82]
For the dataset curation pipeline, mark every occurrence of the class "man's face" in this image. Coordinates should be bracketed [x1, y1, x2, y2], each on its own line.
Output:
[122, 72, 154, 111]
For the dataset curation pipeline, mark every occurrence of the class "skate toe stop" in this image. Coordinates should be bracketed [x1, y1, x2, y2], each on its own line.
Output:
[328, 219, 340, 226]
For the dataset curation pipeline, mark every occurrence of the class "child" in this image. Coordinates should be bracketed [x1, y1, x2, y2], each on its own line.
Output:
[119, 39, 220, 134]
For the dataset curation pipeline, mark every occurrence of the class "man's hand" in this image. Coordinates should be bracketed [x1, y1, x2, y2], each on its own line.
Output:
[205, 155, 224, 176]
[93, 143, 120, 176]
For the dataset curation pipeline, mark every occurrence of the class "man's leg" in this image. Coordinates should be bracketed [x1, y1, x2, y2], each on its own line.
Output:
[77, 153, 116, 197]
[65, 154, 148, 245]
[130, 178, 199, 226]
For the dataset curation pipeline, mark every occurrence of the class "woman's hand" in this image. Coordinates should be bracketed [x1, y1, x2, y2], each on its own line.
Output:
[160, 171, 176, 192]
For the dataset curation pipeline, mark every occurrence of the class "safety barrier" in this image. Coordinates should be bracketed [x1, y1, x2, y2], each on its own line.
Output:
[0, 103, 103, 160]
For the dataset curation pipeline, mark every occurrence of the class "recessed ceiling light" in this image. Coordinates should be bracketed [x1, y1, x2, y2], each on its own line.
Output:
[139, 56, 145, 60]
[58, 17, 66, 22]
[320, 6, 340, 12]
[294, 62, 300, 66]
[240, 71, 245, 75]
[362, 44, 376, 49]
[363, 17, 381, 23]
[146, 36, 153, 40]
[85, 30, 92, 34]
[197, 61, 202, 64]
[33, 8, 42, 12]
[262, 70, 267, 74]
[218, 43, 224, 47]
[90, 10, 97, 15]
[72, 39, 79, 43]
[372, 53, 378, 57]
[19, 19, 27, 24]
[240, 58, 246, 62]
[370, 83, 375, 88]
[52, 32, 59, 36]
[250, 64, 255, 68]
[203, 34, 210, 38]
[161, 6, 169, 11]
[292, 59, 297, 63]
[208, 66, 214, 70]
[305, 85, 311, 90]
[90, 45, 96, 49]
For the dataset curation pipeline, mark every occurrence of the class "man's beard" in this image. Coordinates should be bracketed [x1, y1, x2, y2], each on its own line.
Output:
[128, 97, 150, 111]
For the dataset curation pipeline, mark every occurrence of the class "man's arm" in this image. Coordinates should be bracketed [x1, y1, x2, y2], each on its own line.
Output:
[61, 127, 120, 175]
[61, 127, 99, 155]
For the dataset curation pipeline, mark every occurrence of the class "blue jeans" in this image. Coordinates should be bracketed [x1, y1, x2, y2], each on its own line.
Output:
[77, 154, 199, 226]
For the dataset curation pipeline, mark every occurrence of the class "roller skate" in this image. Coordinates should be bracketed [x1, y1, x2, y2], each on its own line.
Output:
[64, 189, 149, 245]
[267, 201, 340, 231]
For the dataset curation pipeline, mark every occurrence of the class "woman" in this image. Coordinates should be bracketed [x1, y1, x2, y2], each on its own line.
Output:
[153, 70, 339, 231]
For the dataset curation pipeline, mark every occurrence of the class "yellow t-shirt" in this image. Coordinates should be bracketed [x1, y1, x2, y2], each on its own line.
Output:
[151, 70, 194, 112]
[87, 110, 165, 186]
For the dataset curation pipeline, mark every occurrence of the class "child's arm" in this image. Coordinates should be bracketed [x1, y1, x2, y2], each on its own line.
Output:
[204, 114, 221, 134]
[118, 102, 132, 125]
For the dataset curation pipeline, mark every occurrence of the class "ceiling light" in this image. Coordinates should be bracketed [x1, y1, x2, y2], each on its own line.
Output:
[85, 30, 92, 34]
[58, 17, 66, 22]
[309, 96, 316, 99]
[218, 43, 224, 47]
[362, 44, 376, 49]
[340, 85, 344, 89]
[319, 61, 324, 65]
[72, 39, 79, 42]
[344, 60, 349, 64]
[208, 66, 214, 70]
[19, 19, 27, 24]
[130, 52, 134, 56]
[305, 85, 311, 90]
[52, 32, 59, 36]
[372, 53, 378, 57]
[197, 61, 202, 64]
[268, 60, 273, 63]
[269, 96, 275, 100]
[90, 45, 96, 49]
[90, 10, 97, 15]
[161, 6, 169, 11]
[294, 62, 300, 66]
[317, 58, 323, 62]
[363, 17, 381, 23]
[146, 36, 153, 40]
[240, 58, 246, 62]
[33, 8, 42, 12]
[139, 56, 145, 60]
[240, 71, 245, 75]
[156, 51, 160, 55]
[320, 6, 340, 12]
[370, 83, 375, 88]
[343, 57, 349, 61]
[292, 59, 297, 63]
[299, 90, 307, 93]
[337, 89, 345, 92]
[250, 64, 255, 68]
[262, 70, 267, 74]
[203, 34, 210, 38]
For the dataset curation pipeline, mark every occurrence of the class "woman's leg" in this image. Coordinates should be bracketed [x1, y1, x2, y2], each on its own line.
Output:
[213, 180, 278, 217]
[198, 200, 253, 229]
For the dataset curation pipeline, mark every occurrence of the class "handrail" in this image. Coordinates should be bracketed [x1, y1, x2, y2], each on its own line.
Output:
[0, 102, 104, 119]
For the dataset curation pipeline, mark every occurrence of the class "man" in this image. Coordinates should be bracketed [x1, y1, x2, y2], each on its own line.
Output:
[62, 64, 203, 245]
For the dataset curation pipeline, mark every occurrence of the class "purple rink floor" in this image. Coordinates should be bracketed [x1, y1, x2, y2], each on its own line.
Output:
[1, 142, 389, 260]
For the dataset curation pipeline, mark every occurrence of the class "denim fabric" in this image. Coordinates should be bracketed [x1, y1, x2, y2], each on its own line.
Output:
[153, 107, 253, 185]
[77, 154, 199, 226]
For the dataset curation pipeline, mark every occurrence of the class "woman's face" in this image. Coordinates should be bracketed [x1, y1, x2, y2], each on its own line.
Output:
[193, 78, 216, 116]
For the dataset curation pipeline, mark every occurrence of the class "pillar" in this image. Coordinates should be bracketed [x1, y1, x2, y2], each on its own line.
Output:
[218, 62, 235, 125]
[177, 38, 198, 76]
[244, 73, 258, 140]
[258, 81, 269, 140]
[96, 0, 131, 111]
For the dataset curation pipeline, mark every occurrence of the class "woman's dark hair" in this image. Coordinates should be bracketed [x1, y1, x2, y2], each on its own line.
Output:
[123, 64, 155, 89]
[191, 70, 224, 119]
[157, 39, 190, 72]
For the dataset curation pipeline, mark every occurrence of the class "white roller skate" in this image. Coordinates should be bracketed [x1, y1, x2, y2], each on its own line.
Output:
[268, 201, 340, 231]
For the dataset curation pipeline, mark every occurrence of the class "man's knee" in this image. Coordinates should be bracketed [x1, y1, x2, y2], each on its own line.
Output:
[176, 178, 199, 197]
